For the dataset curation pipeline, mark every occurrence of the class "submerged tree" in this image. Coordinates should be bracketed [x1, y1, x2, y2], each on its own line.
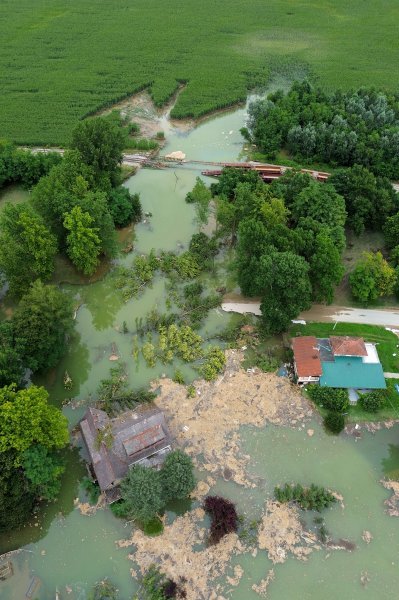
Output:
[13, 280, 74, 372]
[22, 444, 65, 501]
[64, 205, 101, 275]
[120, 465, 163, 524]
[0, 450, 36, 532]
[0, 321, 24, 388]
[108, 187, 142, 227]
[0, 202, 58, 296]
[0, 384, 69, 457]
[70, 116, 125, 185]
[161, 450, 195, 502]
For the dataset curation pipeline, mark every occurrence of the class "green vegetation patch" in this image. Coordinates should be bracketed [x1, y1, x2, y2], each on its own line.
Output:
[2, 1, 399, 144]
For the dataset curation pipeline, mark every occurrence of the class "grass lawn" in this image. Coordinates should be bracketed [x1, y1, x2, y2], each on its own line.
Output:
[306, 381, 399, 423]
[347, 380, 399, 422]
[1, 1, 399, 144]
[289, 322, 399, 373]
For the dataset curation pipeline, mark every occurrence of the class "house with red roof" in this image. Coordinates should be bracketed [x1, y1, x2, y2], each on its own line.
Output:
[291, 335, 386, 390]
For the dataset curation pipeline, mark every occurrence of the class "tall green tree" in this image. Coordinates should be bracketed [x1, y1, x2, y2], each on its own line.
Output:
[0, 450, 35, 532]
[77, 190, 117, 258]
[330, 165, 398, 234]
[13, 281, 73, 372]
[70, 117, 125, 185]
[161, 450, 195, 502]
[256, 251, 312, 334]
[0, 321, 23, 388]
[291, 183, 347, 230]
[0, 203, 58, 296]
[31, 149, 95, 240]
[349, 251, 396, 303]
[0, 384, 69, 457]
[108, 187, 142, 227]
[64, 206, 101, 275]
[309, 231, 344, 303]
[383, 212, 399, 250]
[120, 465, 163, 524]
[236, 218, 271, 296]
[22, 444, 65, 501]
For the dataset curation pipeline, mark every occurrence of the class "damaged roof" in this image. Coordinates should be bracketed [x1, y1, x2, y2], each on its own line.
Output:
[80, 405, 172, 491]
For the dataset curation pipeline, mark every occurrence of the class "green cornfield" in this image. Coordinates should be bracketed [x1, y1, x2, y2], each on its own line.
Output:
[1, 0, 398, 145]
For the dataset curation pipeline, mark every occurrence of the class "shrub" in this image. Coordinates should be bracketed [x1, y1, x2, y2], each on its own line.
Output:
[173, 369, 185, 384]
[274, 483, 337, 511]
[89, 578, 118, 600]
[307, 386, 349, 412]
[324, 411, 345, 434]
[198, 346, 226, 381]
[358, 390, 386, 412]
[203, 495, 238, 544]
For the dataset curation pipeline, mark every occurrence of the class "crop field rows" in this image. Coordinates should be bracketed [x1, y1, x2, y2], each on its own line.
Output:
[1, 0, 399, 145]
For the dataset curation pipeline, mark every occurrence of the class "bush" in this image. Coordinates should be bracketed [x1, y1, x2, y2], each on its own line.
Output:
[133, 565, 186, 600]
[358, 390, 386, 413]
[274, 483, 337, 511]
[89, 578, 118, 600]
[143, 517, 164, 536]
[324, 411, 345, 434]
[110, 499, 131, 519]
[203, 495, 238, 544]
[307, 385, 349, 412]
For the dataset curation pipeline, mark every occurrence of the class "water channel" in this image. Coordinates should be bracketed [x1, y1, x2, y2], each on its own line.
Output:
[1, 86, 399, 599]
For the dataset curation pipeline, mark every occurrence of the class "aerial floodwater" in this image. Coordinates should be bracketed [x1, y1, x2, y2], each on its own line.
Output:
[1, 87, 399, 599]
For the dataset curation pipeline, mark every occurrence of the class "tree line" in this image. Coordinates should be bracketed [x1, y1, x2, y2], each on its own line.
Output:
[243, 81, 399, 179]
[0, 115, 143, 533]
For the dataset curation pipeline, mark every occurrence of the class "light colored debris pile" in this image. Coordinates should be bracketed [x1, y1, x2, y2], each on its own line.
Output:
[118, 507, 245, 600]
[257, 500, 319, 564]
[153, 350, 313, 487]
[381, 479, 399, 516]
[252, 569, 275, 597]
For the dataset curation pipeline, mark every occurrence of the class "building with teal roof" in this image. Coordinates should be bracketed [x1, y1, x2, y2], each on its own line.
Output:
[319, 355, 386, 389]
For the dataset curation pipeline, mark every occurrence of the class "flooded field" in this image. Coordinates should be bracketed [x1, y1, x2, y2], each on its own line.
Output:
[1, 87, 399, 599]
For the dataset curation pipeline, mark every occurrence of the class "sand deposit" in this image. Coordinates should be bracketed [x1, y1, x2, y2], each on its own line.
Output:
[153, 350, 313, 487]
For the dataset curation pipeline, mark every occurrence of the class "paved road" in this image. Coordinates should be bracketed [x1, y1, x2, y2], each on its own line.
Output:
[299, 304, 399, 329]
[222, 299, 399, 329]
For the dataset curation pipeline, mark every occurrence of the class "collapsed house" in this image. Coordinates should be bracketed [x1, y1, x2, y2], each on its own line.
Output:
[80, 405, 172, 503]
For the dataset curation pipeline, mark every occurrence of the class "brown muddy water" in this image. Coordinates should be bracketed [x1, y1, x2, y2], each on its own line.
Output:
[1, 81, 399, 599]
